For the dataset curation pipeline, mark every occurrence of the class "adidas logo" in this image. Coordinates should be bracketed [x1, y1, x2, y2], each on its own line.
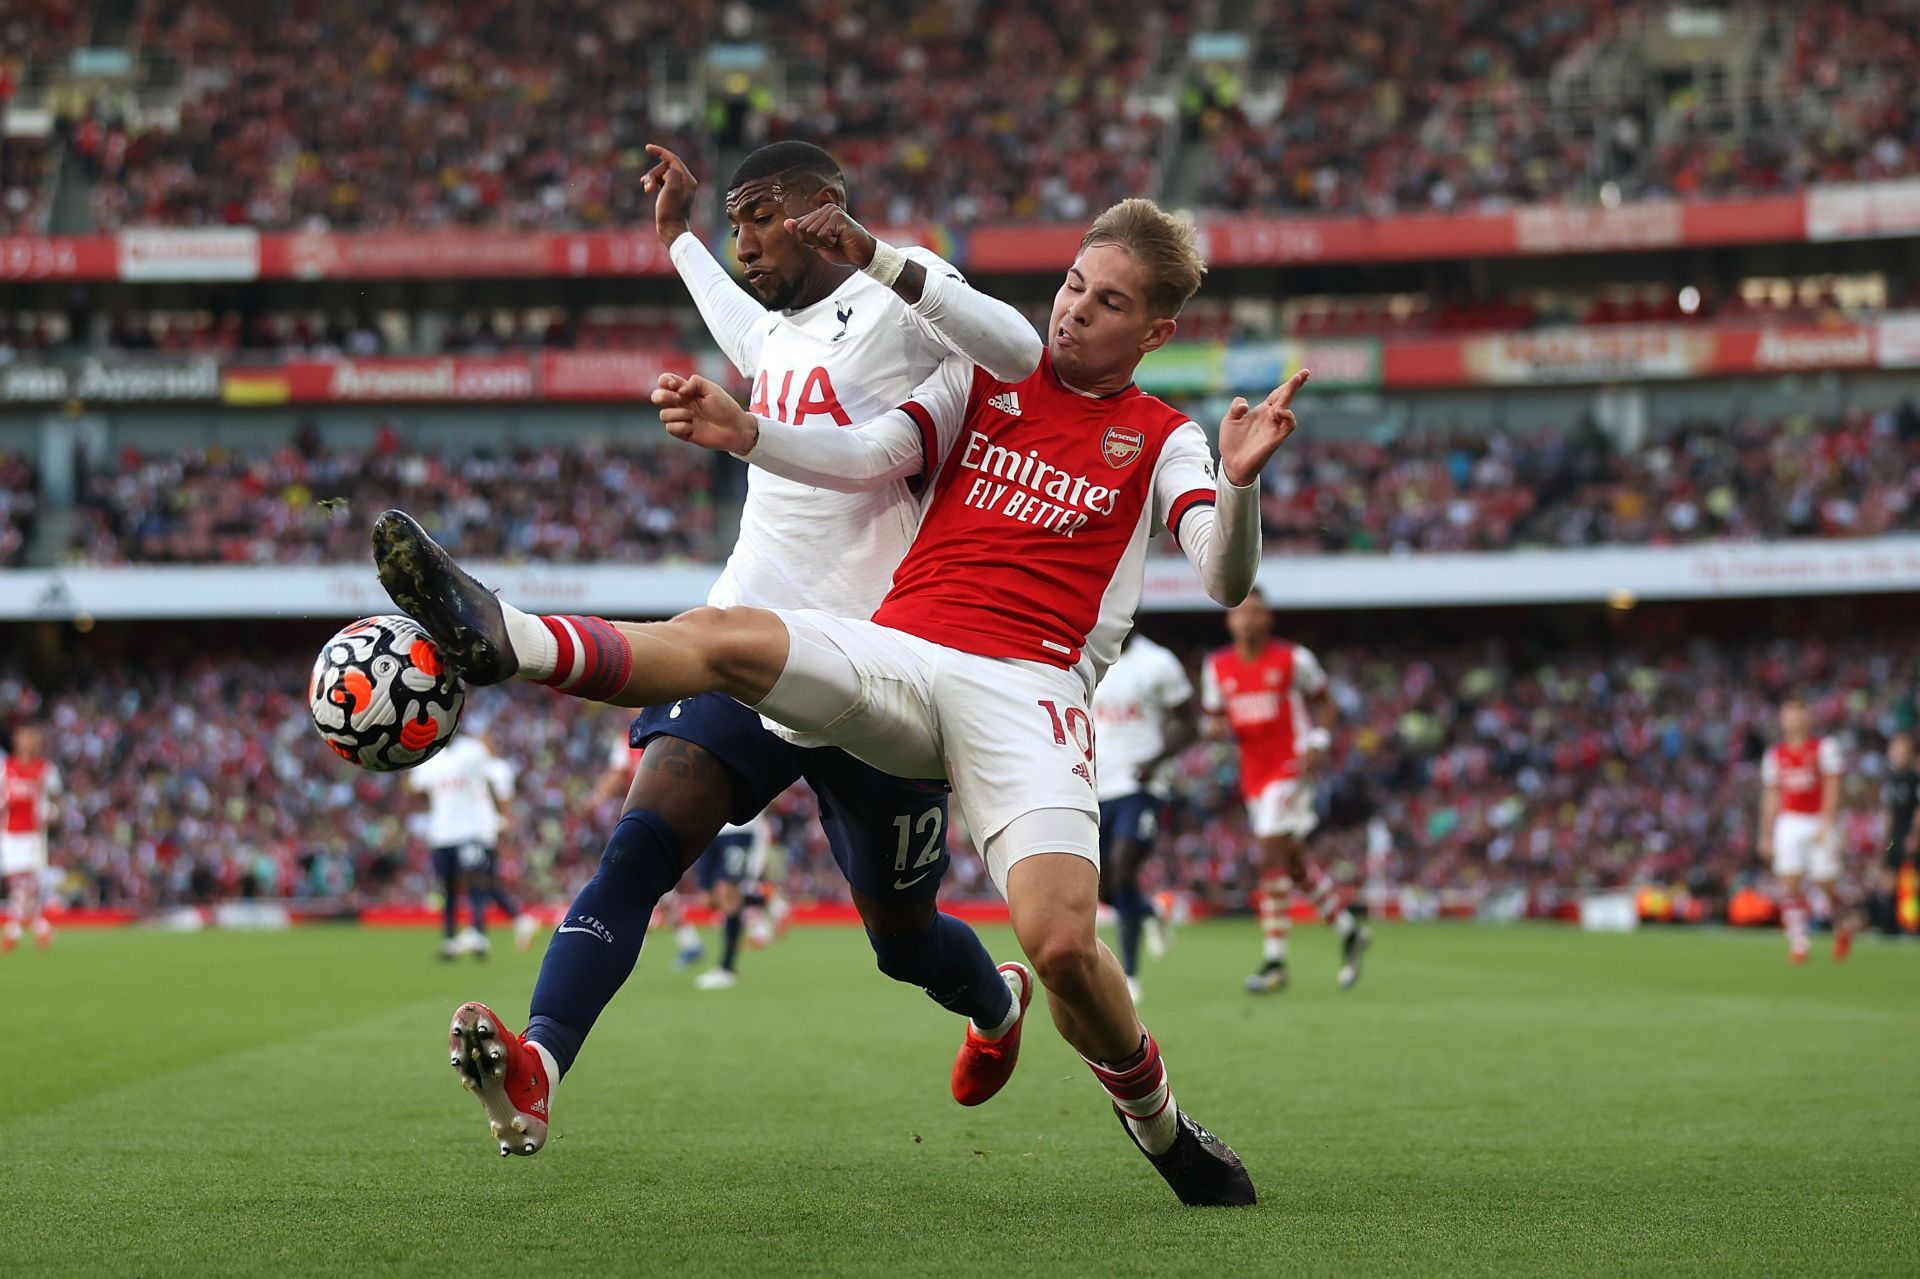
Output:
[988, 391, 1021, 416]
[530, 1097, 548, 1115]
[1072, 762, 1092, 786]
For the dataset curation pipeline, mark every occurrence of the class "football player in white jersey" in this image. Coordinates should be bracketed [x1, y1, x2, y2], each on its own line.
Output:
[407, 731, 537, 958]
[1090, 633, 1196, 1001]
[425, 140, 1044, 1157]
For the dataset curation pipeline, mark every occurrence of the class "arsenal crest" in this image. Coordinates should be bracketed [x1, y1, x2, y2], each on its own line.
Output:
[1101, 426, 1145, 468]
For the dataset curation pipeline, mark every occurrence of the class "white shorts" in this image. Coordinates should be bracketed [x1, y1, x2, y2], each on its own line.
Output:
[759, 610, 1101, 891]
[1248, 778, 1318, 839]
[0, 832, 48, 877]
[1773, 812, 1839, 881]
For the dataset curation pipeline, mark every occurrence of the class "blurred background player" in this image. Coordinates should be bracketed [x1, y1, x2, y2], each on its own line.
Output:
[1758, 698, 1855, 963]
[1, 723, 60, 952]
[1091, 631, 1195, 1002]
[1871, 732, 1918, 937]
[687, 811, 780, 990]
[1203, 590, 1369, 992]
[409, 728, 536, 959]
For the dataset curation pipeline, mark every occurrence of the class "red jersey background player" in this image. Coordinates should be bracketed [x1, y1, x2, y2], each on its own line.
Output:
[1758, 696, 1855, 963]
[2, 723, 61, 951]
[1202, 590, 1368, 992]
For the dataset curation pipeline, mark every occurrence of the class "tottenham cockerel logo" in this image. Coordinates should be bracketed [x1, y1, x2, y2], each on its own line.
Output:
[1101, 426, 1146, 469]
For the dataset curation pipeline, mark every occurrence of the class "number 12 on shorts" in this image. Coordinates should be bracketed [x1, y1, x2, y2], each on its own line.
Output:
[893, 806, 943, 873]
[1038, 699, 1094, 760]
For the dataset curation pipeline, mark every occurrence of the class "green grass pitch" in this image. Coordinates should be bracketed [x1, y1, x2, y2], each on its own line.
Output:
[6, 921, 1916, 1276]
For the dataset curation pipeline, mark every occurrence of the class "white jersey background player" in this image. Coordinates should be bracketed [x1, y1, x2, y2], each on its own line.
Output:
[2, 723, 61, 951]
[1091, 634, 1196, 998]
[408, 732, 534, 958]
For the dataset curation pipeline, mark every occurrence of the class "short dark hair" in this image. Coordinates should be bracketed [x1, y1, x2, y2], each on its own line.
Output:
[727, 141, 846, 201]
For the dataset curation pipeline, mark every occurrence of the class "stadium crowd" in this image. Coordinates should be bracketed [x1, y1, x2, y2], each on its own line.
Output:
[9, 625, 1908, 919]
[52, 404, 1920, 566]
[1247, 404, 1920, 556]
[69, 432, 722, 565]
[3, 0, 1911, 231]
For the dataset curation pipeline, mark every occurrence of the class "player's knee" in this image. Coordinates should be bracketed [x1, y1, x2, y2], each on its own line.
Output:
[597, 809, 687, 901]
[868, 926, 936, 985]
[673, 606, 774, 691]
[1025, 924, 1102, 999]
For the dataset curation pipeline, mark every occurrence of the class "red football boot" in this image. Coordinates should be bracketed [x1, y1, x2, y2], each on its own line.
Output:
[448, 1001, 556, 1156]
[951, 962, 1033, 1106]
[1833, 924, 1853, 962]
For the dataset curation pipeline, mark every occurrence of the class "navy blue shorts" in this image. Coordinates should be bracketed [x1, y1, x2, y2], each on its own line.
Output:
[632, 693, 951, 902]
[694, 831, 757, 891]
[431, 841, 497, 881]
[1098, 793, 1162, 861]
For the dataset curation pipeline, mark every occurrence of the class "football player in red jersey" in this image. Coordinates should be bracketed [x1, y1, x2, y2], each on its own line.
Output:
[375, 199, 1287, 1206]
[1203, 591, 1368, 992]
[2, 723, 61, 952]
[1758, 697, 1856, 963]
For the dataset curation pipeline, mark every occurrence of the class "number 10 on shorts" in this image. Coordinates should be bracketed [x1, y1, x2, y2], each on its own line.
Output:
[1038, 699, 1094, 760]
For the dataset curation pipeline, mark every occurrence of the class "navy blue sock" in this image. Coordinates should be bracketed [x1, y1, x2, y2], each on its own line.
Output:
[526, 810, 684, 1076]
[1115, 885, 1146, 977]
[720, 911, 744, 972]
[441, 877, 459, 938]
[490, 885, 521, 917]
[868, 911, 1013, 1026]
[467, 885, 491, 936]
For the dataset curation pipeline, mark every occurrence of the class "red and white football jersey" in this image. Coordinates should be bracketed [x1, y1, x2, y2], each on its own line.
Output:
[871, 351, 1218, 678]
[1762, 737, 1843, 815]
[1201, 640, 1325, 798]
[2, 754, 60, 836]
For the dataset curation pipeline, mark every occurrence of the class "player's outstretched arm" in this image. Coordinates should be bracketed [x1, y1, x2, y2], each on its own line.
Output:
[786, 206, 1042, 382]
[644, 144, 767, 378]
[1165, 371, 1309, 607]
[652, 370, 933, 492]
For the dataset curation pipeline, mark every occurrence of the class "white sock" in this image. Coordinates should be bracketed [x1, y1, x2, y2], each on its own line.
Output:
[972, 968, 1025, 1041]
[1127, 1090, 1180, 1156]
[676, 923, 701, 950]
[1334, 910, 1356, 939]
[500, 600, 558, 680]
[1263, 936, 1287, 964]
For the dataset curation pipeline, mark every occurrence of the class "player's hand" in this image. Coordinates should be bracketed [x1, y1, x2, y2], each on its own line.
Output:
[785, 205, 876, 268]
[1218, 370, 1308, 487]
[642, 143, 698, 246]
[653, 372, 758, 455]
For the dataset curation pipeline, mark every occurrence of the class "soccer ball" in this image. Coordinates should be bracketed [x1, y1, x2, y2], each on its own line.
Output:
[309, 615, 464, 771]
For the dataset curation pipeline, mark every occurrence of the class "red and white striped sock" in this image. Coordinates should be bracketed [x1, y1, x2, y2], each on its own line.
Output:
[1310, 874, 1357, 938]
[516, 613, 634, 703]
[1258, 875, 1292, 964]
[1783, 895, 1811, 955]
[1087, 1032, 1178, 1155]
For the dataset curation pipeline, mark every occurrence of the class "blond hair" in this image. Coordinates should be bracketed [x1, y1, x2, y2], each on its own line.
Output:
[1079, 198, 1208, 317]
